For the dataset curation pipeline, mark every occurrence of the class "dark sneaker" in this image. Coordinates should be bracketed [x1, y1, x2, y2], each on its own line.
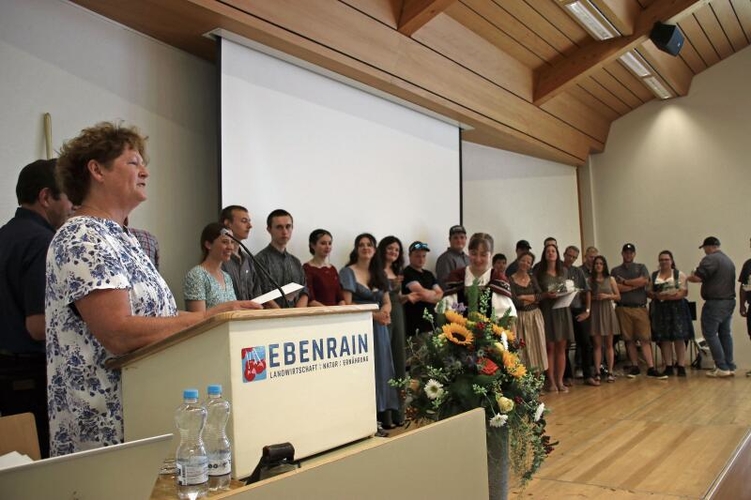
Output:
[647, 368, 668, 380]
[626, 366, 641, 378]
[677, 366, 687, 377]
[663, 366, 674, 377]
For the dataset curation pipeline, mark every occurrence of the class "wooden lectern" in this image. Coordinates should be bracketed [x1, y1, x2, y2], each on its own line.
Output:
[109, 305, 377, 479]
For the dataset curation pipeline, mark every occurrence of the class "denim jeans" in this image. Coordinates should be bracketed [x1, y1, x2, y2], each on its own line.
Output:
[701, 299, 736, 371]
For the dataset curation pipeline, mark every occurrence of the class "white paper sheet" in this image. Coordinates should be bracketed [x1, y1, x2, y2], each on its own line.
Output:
[252, 282, 303, 305]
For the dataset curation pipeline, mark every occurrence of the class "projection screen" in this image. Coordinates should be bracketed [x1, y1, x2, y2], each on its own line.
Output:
[220, 37, 461, 269]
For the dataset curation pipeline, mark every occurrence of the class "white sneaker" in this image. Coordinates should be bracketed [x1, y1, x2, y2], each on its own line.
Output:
[706, 368, 733, 378]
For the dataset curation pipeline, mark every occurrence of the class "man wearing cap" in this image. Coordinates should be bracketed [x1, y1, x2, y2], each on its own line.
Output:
[435, 225, 469, 290]
[688, 237, 736, 377]
[0, 159, 73, 457]
[505, 239, 532, 277]
[611, 243, 666, 379]
[403, 241, 443, 337]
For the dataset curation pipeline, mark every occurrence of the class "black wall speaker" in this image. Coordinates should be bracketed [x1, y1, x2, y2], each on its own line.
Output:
[651, 22, 684, 56]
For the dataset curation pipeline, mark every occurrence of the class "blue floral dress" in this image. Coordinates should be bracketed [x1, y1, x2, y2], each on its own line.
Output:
[45, 216, 177, 456]
[183, 265, 236, 308]
[339, 267, 399, 413]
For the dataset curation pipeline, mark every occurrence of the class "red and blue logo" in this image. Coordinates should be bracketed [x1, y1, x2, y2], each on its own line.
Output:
[241, 346, 267, 383]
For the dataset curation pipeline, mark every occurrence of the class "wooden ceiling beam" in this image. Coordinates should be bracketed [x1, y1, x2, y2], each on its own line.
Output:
[398, 0, 457, 36]
[533, 0, 709, 105]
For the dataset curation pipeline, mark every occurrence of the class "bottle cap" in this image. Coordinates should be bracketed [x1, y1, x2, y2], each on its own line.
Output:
[183, 388, 199, 399]
[207, 384, 222, 396]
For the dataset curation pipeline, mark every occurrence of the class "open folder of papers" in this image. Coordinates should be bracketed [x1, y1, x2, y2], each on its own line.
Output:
[253, 282, 303, 304]
[552, 289, 578, 309]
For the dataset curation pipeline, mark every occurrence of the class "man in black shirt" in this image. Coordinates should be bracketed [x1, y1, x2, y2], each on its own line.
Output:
[0, 159, 72, 457]
[402, 241, 443, 337]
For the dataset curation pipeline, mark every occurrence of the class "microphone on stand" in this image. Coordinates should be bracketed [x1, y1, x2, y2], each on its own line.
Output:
[221, 228, 293, 308]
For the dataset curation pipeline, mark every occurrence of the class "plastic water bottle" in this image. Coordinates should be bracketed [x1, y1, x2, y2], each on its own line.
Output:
[205, 384, 232, 491]
[175, 389, 208, 499]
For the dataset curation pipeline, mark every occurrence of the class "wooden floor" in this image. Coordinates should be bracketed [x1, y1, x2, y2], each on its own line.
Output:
[510, 368, 751, 499]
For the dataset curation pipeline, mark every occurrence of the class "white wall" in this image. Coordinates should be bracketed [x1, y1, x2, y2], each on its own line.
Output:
[462, 142, 581, 263]
[0, 0, 217, 305]
[587, 45, 751, 366]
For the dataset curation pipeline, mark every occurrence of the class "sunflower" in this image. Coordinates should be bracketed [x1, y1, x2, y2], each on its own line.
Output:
[444, 309, 467, 326]
[502, 350, 519, 369]
[508, 361, 527, 379]
[502, 349, 527, 378]
[442, 323, 474, 346]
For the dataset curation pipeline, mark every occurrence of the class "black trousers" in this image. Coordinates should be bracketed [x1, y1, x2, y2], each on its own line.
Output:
[564, 307, 594, 380]
[0, 353, 49, 458]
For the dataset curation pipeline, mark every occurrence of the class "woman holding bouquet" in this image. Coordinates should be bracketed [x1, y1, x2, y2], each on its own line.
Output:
[590, 256, 620, 382]
[340, 233, 399, 433]
[534, 244, 574, 393]
[441, 232, 517, 321]
[648, 250, 693, 376]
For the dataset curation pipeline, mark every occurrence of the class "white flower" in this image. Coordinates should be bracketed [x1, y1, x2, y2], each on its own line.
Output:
[500, 332, 509, 351]
[534, 403, 545, 422]
[489, 414, 508, 428]
[424, 379, 444, 400]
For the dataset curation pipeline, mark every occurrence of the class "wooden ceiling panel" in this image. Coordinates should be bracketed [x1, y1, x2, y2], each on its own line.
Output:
[591, 68, 643, 109]
[397, 0, 457, 35]
[603, 60, 654, 103]
[680, 15, 722, 66]
[568, 85, 623, 122]
[577, 74, 632, 115]
[541, 93, 612, 143]
[65, 0, 748, 167]
[528, 0, 591, 45]
[677, 33, 710, 73]
[733, 0, 751, 41]
[695, 3, 736, 58]
[340, 0, 400, 28]
[458, 0, 561, 65]
[412, 13, 534, 100]
[491, 0, 574, 59]
[444, 3, 544, 69]
[712, 0, 750, 51]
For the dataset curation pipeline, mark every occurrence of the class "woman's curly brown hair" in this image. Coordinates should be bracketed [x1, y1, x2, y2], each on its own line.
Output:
[56, 122, 148, 205]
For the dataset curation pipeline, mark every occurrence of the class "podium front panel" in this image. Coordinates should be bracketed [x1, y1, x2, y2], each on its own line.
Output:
[121, 308, 376, 479]
[229, 311, 375, 477]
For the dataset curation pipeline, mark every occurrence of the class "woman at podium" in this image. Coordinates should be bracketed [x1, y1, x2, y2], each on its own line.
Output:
[46, 122, 260, 456]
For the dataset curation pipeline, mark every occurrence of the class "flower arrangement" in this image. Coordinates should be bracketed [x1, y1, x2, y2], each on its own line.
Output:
[391, 284, 555, 488]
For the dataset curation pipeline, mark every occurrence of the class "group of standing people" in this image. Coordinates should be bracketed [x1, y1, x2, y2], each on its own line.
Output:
[2, 119, 750, 458]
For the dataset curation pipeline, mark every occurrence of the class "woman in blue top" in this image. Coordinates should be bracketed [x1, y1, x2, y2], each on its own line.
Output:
[340, 233, 399, 435]
[184, 223, 238, 311]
